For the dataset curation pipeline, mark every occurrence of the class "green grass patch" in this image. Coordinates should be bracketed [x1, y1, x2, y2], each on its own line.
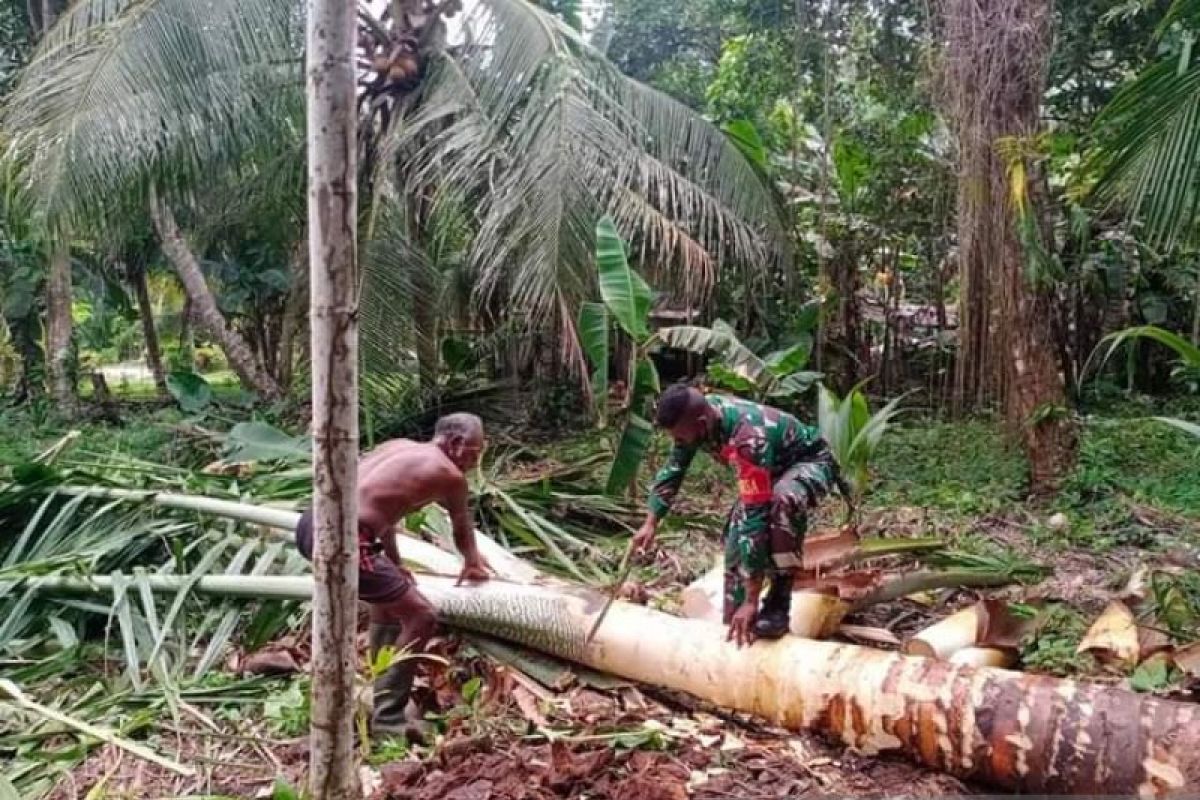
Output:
[868, 418, 1026, 515]
[1062, 416, 1200, 518]
[0, 403, 211, 469]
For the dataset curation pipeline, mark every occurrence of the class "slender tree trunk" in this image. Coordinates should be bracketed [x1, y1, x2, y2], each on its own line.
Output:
[307, 0, 360, 793]
[278, 240, 309, 390]
[149, 191, 283, 402]
[10, 312, 43, 402]
[179, 295, 194, 367]
[129, 265, 168, 396]
[824, 244, 862, 395]
[45, 243, 76, 411]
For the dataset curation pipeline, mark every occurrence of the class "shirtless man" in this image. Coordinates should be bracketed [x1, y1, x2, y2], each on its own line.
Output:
[294, 413, 492, 738]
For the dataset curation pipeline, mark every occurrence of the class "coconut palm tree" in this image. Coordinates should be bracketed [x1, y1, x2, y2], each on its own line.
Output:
[1090, 0, 1200, 250]
[2, 0, 789, 395]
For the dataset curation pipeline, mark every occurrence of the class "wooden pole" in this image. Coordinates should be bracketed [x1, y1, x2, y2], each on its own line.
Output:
[306, 0, 359, 794]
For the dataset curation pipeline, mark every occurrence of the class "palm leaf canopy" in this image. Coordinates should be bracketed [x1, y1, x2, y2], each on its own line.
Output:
[2, 0, 303, 231]
[1090, 0, 1200, 249]
[3, 0, 790, 368]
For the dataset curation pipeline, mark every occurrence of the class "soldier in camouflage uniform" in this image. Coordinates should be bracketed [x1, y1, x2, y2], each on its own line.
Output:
[631, 384, 846, 646]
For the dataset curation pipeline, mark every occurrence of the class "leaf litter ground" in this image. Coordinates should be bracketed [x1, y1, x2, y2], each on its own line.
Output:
[46, 632, 971, 799]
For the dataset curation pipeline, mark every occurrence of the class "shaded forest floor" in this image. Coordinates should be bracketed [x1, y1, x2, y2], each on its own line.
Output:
[5, 391, 1199, 799]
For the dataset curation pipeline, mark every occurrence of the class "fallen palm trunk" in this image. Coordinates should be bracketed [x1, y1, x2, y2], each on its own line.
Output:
[49, 485, 540, 583]
[23, 573, 1199, 796]
[681, 536, 945, 636]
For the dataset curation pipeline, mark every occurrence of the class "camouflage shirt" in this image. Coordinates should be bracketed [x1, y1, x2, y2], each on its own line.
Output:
[647, 394, 823, 535]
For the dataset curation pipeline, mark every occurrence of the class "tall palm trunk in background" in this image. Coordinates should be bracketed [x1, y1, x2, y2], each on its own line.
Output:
[38, 0, 76, 411]
[149, 190, 283, 402]
[941, 0, 1076, 493]
[44, 242, 75, 410]
[306, 0, 360, 792]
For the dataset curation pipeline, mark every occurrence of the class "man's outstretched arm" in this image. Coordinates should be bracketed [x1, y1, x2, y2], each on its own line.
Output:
[634, 443, 698, 551]
[443, 476, 490, 582]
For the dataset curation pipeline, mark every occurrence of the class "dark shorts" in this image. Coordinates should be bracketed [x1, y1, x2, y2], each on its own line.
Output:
[295, 508, 415, 604]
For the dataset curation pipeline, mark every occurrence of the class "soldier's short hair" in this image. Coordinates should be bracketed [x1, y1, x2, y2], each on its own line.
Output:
[654, 384, 700, 428]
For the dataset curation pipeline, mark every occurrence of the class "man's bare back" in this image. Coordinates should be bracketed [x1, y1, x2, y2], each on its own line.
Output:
[357, 439, 468, 537]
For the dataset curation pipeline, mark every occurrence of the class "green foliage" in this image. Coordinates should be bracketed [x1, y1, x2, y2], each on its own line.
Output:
[271, 776, 303, 800]
[166, 370, 213, 413]
[1020, 604, 1096, 677]
[366, 736, 411, 765]
[264, 678, 312, 737]
[578, 301, 610, 420]
[1148, 570, 1200, 638]
[223, 422, 311, 464]
[1089, 0, 1200, 249]
[1062, 415, 1200, 523]
[461, 675, 484, 703]
[605, 415, 654, 497]
[1092, 325, 1200, 373]
[817, 383, 909, 497]
[656, 310, 821, 404]
[1130, 656, 1181, 693]
[705, 34, 793, 128]
[595, 216, 654, 342]
[583, 218, 664, 496]
[722, 119, 768, 171]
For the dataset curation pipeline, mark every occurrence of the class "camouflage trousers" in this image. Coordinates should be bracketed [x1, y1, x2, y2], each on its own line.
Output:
[722, 448, 839, 623]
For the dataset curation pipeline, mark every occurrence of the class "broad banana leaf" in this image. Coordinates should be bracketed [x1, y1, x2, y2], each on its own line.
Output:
[657, 321, 766, 384]
[721, 119, 767, 171]
[595, 216, 653, 342]
[605, 413, 654, 496]
[578, 301, 609, 418]
[630, 357, 659, 413]
[762, 335, 814, 376]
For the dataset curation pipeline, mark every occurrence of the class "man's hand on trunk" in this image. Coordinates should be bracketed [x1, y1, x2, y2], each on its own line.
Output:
[456, 551, 493, 586]
[727, 601, 758, 648]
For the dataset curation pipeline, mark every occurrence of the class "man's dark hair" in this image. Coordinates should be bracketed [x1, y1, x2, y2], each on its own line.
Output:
[654, 383, 697, 428]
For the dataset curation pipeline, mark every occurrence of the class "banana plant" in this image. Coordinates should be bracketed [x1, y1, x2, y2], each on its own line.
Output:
[655, 308, 822, 404]
[578, 216, 661, 495]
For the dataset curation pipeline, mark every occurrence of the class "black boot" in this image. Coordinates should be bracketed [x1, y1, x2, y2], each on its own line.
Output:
[754, 574, 792, 639]
[368, 622, 433, 743]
